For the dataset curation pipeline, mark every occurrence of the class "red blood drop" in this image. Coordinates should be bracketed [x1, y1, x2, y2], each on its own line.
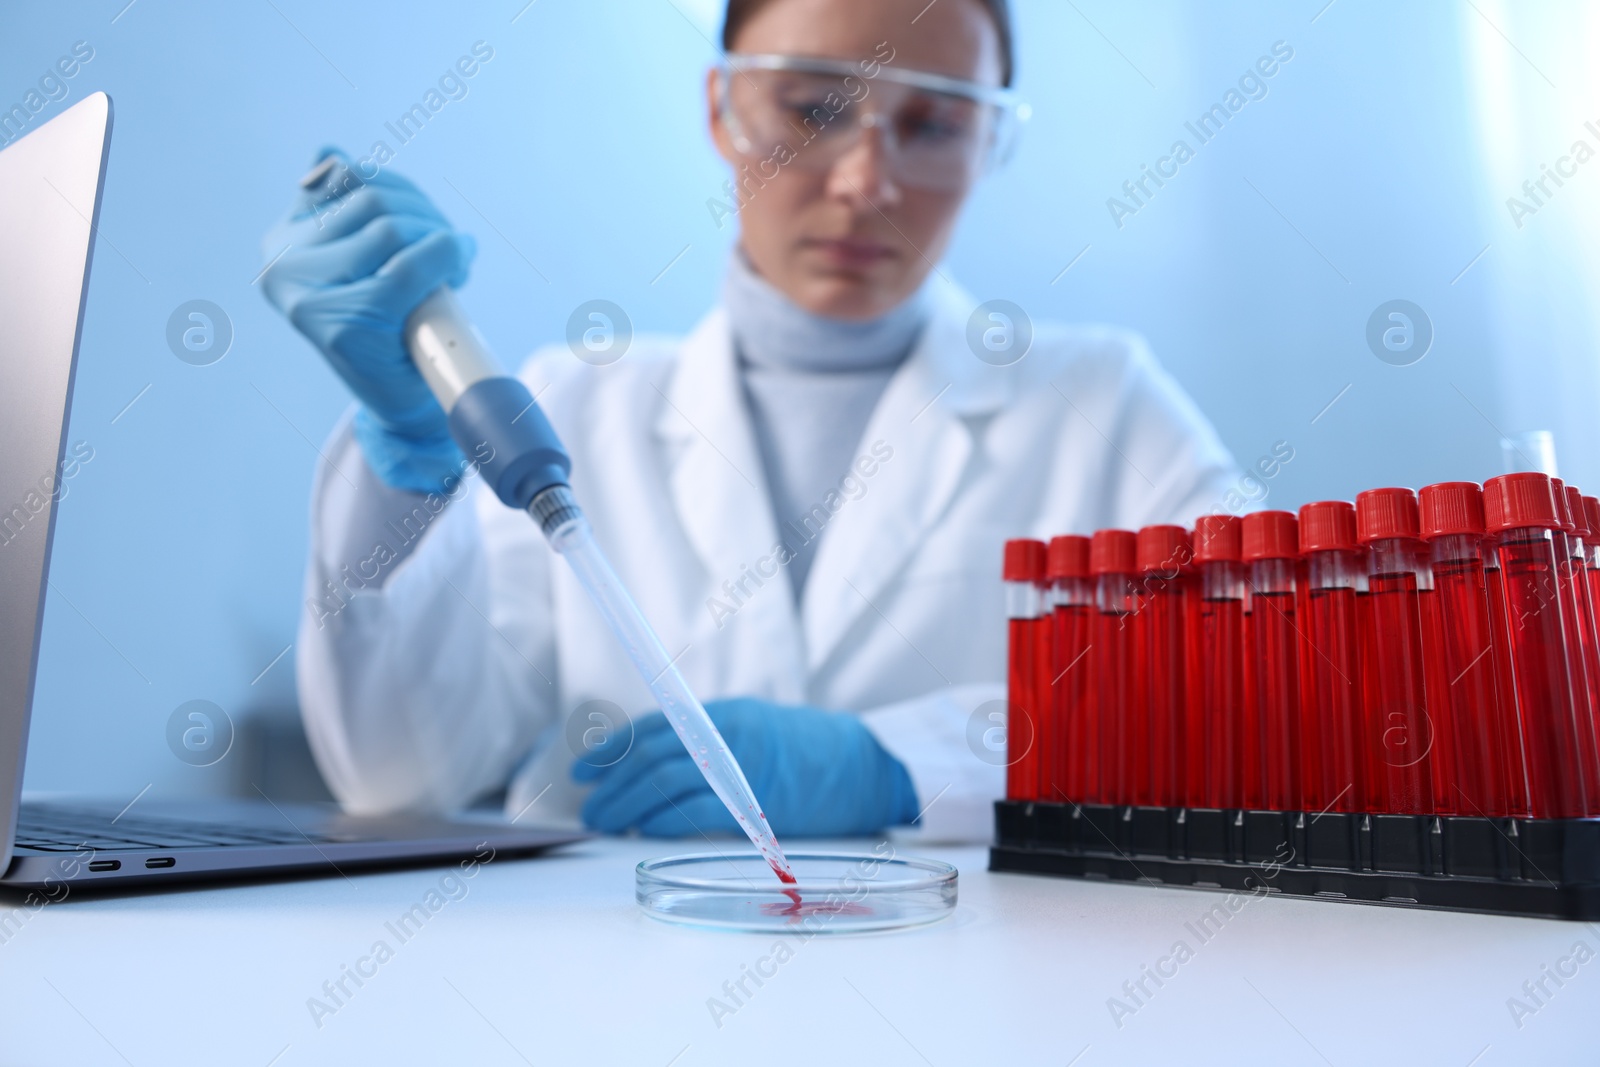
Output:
[770, 861, 801, 909]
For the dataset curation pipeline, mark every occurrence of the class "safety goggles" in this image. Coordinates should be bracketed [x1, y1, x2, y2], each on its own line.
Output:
[716, 52, 1029, 192]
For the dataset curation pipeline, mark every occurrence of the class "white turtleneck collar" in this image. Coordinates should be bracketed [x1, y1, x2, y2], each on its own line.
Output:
[724, 248, 930, 374]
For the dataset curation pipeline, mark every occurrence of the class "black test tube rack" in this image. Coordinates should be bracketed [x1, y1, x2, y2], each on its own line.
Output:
[989, 800, 1600, 920]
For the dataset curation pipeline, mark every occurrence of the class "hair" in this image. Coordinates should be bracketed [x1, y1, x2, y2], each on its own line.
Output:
[721, 0, 1015, 86]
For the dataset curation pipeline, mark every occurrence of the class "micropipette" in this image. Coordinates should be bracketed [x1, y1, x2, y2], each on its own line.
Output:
[297, 158, 798, 886]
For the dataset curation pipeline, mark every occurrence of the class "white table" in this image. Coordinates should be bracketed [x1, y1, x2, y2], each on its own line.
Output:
[1, 836, 1593, 1065]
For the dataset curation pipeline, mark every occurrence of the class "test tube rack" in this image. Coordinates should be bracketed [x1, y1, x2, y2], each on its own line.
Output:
[989, 800, 1600, 920]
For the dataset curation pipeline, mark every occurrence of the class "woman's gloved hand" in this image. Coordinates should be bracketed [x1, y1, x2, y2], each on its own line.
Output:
[259, 148, 477, 494]
[573, 697, 920, 837]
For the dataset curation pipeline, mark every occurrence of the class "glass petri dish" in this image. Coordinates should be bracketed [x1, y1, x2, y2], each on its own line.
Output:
[636, 851, 958, 933]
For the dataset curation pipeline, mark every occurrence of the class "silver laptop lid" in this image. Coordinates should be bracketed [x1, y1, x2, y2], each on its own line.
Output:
[0, 92, 112, 866]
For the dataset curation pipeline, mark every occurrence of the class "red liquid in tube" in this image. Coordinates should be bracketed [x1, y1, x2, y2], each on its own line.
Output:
[1586, 494, 1600, 762]
[1298, 501, 1364, 814]
[1484, 474, 1590, 818]
[1419, 483, 1508, 816]
[1092, 530, 1138, 806]
[1419, 582, 1459, 815]
[1194, 516, 1244, 809]
[1003, 540, 1048, 801]
[1034, 605, 1055, 796]
[1484, 550, 1531, 815]
[1356, 488, 1434, 815]
[1560, 484, 1600, 802]
[1242, 512, 1300, 811]
[1048, 536, 1094, 804]
[1586, 495, 1600, 663]
[1137, 526, 1194, 807]
[1241, 584, 1257, 804]
[1182, 569, 1205, 806]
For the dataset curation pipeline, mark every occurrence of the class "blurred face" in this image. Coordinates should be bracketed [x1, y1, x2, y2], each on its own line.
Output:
[709, 0, 1003, 321]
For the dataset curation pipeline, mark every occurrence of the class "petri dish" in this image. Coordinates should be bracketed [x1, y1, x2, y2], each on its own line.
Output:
[636, 851, 958, 933]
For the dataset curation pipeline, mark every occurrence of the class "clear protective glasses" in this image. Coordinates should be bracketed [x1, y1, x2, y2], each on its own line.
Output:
[716, 52, 1029, 192]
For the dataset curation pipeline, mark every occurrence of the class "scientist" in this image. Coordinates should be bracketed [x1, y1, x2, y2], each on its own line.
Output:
[260, 0, 1239, 843]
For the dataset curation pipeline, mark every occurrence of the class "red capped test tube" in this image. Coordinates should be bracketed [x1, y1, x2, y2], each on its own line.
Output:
[1483, 474, 1590, 818]
[1242, 511, 1300, 811]
[1356, 488, 1435, 815]
[1048, 535, 1094, 804]
[1136, 525, 1194, 807]
[1586, 496, 1600, 657]
[1003, 539, 1048, 801]
[1193, 516, 1245, 809]
[1092, 530, 1139, 806]
[1561, 484, 1600, 798]
[1419, 482, 1510, 816]
[1297, 501, 1364, 814]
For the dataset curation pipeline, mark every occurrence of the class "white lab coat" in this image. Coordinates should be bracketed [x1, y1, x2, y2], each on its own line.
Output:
[297, 277, 1239, 843]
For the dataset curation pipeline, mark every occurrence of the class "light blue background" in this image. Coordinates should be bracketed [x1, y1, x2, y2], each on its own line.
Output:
[5, 0, 1596, 799]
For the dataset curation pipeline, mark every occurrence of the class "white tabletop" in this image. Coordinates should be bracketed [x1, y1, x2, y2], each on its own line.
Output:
[1, 835, 1593, 1066]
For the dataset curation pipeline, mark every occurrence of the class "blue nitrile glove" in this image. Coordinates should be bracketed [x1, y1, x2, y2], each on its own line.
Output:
[258, 148, 477, 494]
[572, 697, 920, 837]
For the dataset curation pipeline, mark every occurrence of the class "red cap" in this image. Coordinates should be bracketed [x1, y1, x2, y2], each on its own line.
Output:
[1192, 514, 1242, 563]
[1046, 535, 1090, 580]
[1552, 479, 1575, 532]
[1585, 497, 1600, 540]
[1002, 539, 1046, 582]
[1356, 487, 1421, 543]
[1297, 501, 1358, 552]
[1418, 482, 1485, 538]
[1241, 511, 1298, 561]
[1565, 485, 1588, 538]
[1483, 473, 1561, 533]
[1136, 525, 1193, 573]
[1089, 529, 1137, 575]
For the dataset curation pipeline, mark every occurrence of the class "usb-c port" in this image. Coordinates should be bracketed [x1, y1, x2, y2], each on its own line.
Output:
[87, 860, 120, 872]
[144, 857, 175, 869]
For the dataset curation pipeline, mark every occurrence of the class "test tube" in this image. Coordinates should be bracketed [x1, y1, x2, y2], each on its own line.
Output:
[1047, 535, 1094, 804]
[1483, 474, 1590, 818]
[1003, 539, 1048, 802]
[1542, 483, 1593, 799]
[1136, 525, 1194, 807]
[1559, 484, 1600, 802]
[1418, 482, 1509, 816]
[1091, 530, 1138, 806]
[1242, 511, 1300, 811]
[1585, 496, 1600, 655]
[1587, 495, 1600, 697]
[1421, 551, 1460, 817]
[1356, 488, 1434, 815]
[1483, 527, 1531, 816]
[1587, 494, 1600, 767]
[1193, 516, 1245, 809]
[1297, 501, 1364, 814]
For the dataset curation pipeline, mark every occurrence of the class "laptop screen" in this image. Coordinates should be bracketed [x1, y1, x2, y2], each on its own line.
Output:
[0, 91, 112, 863]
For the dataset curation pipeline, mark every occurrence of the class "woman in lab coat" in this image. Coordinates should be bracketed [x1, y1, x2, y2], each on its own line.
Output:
[261, 0, 1239, 843]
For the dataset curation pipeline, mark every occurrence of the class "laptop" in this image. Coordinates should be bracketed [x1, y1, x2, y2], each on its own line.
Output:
[0, 93, 585, 892]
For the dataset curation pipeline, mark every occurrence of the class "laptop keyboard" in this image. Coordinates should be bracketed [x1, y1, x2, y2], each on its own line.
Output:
[14, 803, 341, 852]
